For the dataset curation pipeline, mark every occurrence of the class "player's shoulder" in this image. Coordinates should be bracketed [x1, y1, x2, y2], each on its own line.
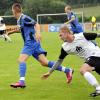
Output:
[74, 32, 85, 39]
[70, 12, 76, 18]
[24, 15, 36, 24]
[62, 42, 69, 49]
[62, 42, 68, 47]
[71, 11, 76, 15]
[22, 14, 29, 19]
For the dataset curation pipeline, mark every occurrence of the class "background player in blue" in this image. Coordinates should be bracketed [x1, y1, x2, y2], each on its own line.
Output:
[65, 5, 97, 46]
[65, 5, 83, 34]
[10, 3, 73, 88]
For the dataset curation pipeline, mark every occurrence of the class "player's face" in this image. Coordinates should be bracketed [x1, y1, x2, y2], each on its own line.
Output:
[12, 7, 19, 19]
[59, 29, 68, 41]
[12, 8, 16, 17]
[65, 7, 70, 14]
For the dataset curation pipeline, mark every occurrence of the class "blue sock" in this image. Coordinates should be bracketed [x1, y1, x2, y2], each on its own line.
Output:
[48, 61, 70, 73]
[19, 62, 26, 81]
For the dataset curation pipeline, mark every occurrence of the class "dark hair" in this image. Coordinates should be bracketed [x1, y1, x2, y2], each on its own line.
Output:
[12, 3, 22, 12]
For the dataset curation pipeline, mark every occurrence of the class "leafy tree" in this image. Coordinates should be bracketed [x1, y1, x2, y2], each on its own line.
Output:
[23, 0, 66, 19]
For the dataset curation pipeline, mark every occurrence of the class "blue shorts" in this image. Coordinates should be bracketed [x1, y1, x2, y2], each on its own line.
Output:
[21, 43, 47, 60]
[71, 26, 83, 34]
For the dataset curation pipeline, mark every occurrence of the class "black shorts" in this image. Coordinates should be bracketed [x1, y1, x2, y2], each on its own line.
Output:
[0, 30, 6, 35]
[85, 56, 100, 75]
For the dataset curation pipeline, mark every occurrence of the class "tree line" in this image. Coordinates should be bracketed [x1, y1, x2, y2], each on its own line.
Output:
[0, 0, 100, 24]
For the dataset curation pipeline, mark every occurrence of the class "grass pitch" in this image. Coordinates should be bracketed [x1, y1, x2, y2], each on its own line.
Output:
[0, 32, 100, 100]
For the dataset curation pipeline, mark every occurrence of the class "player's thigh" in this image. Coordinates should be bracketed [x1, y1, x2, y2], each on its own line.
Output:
[32, 44, 48, 66]
[38, 54, 49, 66]
[19, 45, 33, 62]
[18, 54, 29, 62]
[80, 63, 94, 75]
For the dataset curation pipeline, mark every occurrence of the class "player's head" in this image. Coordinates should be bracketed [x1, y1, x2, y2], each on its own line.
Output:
[65, 5, 72, 14]
[59, 24, 72, 42]
[12, 3, 22, 19]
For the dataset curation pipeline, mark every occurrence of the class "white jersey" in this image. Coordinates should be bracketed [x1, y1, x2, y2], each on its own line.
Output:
[0, 17, 6, 30]
[62, 33, 100, 60]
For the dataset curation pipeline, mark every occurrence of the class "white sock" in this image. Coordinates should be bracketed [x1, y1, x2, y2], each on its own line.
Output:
[62, 66, 71, 73]
[96, 86, 100, 91]
[84, 72, 100, 88]
[20, 77, 25, 81]
[62, 66, 66, 72]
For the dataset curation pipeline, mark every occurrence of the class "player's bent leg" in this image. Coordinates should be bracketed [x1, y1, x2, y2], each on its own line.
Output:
[38, 54, 74, 83]
[38, 54, 49, 66]
[80, 63, 100, 97]
[10, 54, 29, 88]
[18, 54, 29, 63]
[80, 63, 94, 75]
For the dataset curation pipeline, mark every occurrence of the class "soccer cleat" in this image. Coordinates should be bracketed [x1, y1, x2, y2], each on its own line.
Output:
[10, 82, 26, 88]
[90, 90, 100, 97]
[66, 69, 74, 84]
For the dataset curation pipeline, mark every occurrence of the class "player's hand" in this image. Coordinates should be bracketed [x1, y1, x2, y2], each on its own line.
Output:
[64, 22, 68, 24]
[35, 33, 42, 42]
[41, 72, 51, 80]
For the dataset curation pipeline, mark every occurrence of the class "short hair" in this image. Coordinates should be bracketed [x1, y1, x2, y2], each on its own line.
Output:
[59, 24, 71, 33]
[12, 3, 22, 13]
[65, 5, 72, 10]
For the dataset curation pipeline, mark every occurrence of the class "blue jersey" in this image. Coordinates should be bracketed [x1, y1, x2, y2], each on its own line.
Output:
[67, 12, 83, 33]
[17, 14, 47, 59]
[17, 14, 37, 45]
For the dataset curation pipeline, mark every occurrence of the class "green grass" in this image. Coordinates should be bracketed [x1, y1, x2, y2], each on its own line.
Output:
[73, 6, 100, 17]
[0, 32, 100, 100]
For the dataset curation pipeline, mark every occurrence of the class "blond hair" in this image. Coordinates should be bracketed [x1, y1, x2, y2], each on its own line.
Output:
[59, 24, 71, 34]
[65, 5, 72, 11]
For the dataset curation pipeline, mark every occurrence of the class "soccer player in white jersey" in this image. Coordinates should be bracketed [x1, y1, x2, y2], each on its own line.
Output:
[42, 24, 100, 97]
[0, 17, 11, 42]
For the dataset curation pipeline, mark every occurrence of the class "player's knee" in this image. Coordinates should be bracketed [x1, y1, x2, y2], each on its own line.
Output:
[80, 68, 87, 75]
[17, 58, 21, 63]
[18, 58, 25, 63]
[40, 61, 48, 66]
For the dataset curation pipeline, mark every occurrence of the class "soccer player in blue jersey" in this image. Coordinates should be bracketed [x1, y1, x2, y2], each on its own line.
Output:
[65, 5, 83, 34]
[65, 5, 97, 46]
[10, 3, 73, 88]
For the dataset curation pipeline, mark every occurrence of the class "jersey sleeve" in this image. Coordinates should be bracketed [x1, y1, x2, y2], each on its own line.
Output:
[23, 16, 36, 26]
[59, 48, 68, 59]
[71, 12, 75, 19]
[83, 32, 97, 40]
[49, 48, 68, 73]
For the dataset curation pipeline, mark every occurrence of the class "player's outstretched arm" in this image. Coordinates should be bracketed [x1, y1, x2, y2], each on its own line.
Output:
[65, 16, 75, 24]
[7, 27, 20, 35]
[41, 48, 68, 79]
[83, 32, 100, 40]
[41, 59, 64, 79]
